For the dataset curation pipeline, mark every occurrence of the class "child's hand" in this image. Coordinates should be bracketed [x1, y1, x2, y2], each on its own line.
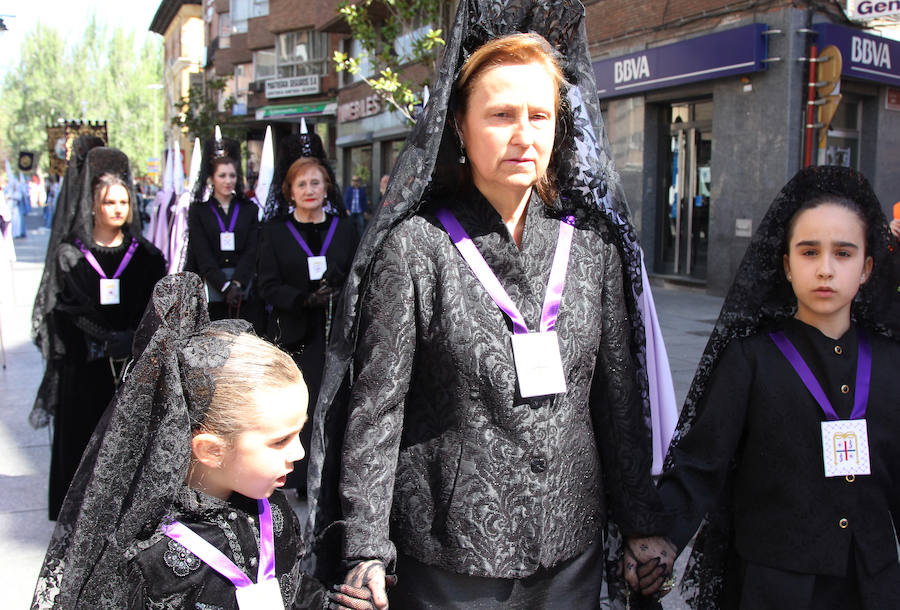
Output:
[622, 536, 677, 598]
[339, 560, 394, 610]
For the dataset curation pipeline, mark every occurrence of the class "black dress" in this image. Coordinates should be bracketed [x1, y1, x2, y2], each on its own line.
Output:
[257, 212, 357, 490]
[658, 318, 900, 609]
[126, 487, 326, 609]
[186, 196, 260, 324]
[49, 236, 165, 519]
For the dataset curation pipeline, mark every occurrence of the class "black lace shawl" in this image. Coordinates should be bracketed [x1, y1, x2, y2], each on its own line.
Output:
[261, 129, 345, 222]
[305, 0, 652, 600]
[31, 273, 252, 608]
[666, 165, 900, 608]
[29, 146, 146, 428]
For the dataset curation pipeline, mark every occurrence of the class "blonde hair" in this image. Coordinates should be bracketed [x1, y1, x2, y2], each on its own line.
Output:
[201, 331, 304, 440]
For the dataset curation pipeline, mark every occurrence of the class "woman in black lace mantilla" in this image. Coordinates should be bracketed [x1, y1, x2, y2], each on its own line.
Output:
[307, 1, 674, 607]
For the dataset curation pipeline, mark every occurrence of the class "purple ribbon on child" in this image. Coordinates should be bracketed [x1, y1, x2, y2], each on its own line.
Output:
[284, 216, 339, 258]
[435, 208, 574, 334]
[769, 330, 871, 420]
[75, 237, 139, 280]
[161, 498, 276, 589]
[211, 201, 240, 233]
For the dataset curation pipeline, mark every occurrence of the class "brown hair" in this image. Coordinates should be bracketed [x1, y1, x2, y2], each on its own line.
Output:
[92, 172, 133, 224]
[452, 33, 567, 203]
[282, 157, 331, 202]
[210, 156, 238, 175]
[200, 331, 305, 441]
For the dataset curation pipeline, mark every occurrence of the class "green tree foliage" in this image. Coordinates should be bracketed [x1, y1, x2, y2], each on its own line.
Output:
[0, 15, 163, 176]
[333, 0, 449, 122]
[171, 78, 239, 142]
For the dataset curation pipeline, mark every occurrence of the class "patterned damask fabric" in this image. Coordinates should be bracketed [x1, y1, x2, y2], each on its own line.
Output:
[337, 190, 668, 579]
[306, 4, 657, 602]
[126, 487, 312, 610]
[664, 166, 900, 608]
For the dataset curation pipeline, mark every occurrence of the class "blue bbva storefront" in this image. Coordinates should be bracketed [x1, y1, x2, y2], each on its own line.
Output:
[591, 15, 900, 294]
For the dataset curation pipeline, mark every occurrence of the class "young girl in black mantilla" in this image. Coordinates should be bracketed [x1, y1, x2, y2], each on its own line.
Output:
[624, 166, 900, 609]
[31, 272, 372, 610]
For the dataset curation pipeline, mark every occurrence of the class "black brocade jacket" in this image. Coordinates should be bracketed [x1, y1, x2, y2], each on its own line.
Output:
[186, 197, 259, 292]
[257, 214, 357, 346]
[339, 191, 668, 579]
[126, 488, 326, 609]
[659, 319, 900, 581]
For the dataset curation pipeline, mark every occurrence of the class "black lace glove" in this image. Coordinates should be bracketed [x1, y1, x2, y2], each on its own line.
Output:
[304, 285, 336, 309]
[104, 330, 134, 359]
[622, 536, 677, 598]
[224, 282, 243, 307]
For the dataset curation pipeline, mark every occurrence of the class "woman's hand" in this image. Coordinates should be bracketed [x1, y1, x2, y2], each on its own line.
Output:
[622, 536, 677, 598]
[338, 560, 395, 610]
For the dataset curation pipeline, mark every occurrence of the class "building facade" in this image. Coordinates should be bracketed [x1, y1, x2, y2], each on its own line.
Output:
[586, 1, 900, 293]
[150, 0, 206, 173]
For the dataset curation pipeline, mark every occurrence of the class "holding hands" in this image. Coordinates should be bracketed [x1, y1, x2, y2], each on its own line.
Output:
[328, 560, 396, 610]
[622, 536, 677, 599]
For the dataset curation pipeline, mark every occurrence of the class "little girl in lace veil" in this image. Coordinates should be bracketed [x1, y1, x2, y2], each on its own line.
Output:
[31, 272, 371, 609]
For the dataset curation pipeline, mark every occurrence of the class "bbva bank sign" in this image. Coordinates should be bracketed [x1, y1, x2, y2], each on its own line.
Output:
[593, 24, 768, 98]
[814, 23, 900, 86]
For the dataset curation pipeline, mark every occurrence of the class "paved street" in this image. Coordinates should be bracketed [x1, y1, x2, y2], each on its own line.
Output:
[0, 209, 723, 607]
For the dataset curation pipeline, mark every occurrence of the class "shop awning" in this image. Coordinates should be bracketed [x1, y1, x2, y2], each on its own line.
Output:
[255, 101, 337, 120]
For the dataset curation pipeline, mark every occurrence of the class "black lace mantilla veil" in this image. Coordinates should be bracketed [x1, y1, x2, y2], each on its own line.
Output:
[666, 165, 900, 608]
[261, 127, 345, 221]
[29, 145, 145, 429]
[305, 0, 652, 601]
[191, 136, 245, 206]
[31, 273, 251, 608]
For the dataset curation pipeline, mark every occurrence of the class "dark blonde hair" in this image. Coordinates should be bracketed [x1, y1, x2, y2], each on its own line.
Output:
[201, 331, 305, 440]
[451, 33, 567, 203]
[282, 157, 331, 202]
[92, 172, 133, 224]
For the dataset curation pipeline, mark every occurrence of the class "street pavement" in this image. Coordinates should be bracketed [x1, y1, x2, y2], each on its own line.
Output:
[0, 209, 723, 607]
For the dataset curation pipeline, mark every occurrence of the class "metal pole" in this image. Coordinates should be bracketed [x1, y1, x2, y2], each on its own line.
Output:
[803, 45, 818, 168]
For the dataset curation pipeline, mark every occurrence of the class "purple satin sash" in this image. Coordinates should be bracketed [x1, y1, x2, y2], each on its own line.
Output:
[75, 237, 139, 279]
[162, 498, 275, 588]
[435, 208, 574, 334]
[285, 216, 339, 257]
[769, 330, 871, 421]
[211, 201, 240, 233]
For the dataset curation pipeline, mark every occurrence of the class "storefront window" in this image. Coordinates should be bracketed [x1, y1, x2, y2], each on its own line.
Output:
[276, 30, 330, 77]
[821, 97, 860, 168]
[345, 144, 373, 191]
[235, 63, 252, 107]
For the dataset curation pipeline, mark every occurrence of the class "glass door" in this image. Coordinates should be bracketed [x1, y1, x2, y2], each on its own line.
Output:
[658, 101, 712, 279]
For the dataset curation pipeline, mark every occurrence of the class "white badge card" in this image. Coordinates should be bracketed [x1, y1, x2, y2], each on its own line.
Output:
[511, 331, 567, 398]
[99, 278, 121, 305]
[234, 578, 284, 609]
[821, 419, 871, 477]
[307, 255, 327, 281]
[220, 231, 236, 251]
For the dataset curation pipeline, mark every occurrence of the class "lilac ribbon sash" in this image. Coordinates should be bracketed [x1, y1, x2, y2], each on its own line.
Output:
[435, 208, 574, 334]
[211, 201, 240, 233]
[162, 498, 275, 588]
[285, 216, 339, 257]
[769, 330, 871, 421]
[75, 238, 139, 280]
